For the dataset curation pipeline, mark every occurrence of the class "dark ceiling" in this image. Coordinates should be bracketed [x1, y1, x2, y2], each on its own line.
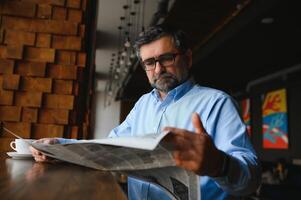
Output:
[117, 0, 301, 100]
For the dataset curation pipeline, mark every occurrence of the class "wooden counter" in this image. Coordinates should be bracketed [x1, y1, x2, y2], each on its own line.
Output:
[0, 153, 127, 200]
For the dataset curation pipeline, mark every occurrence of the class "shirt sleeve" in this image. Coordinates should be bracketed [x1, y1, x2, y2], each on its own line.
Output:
[56, 138, 78, 144]
[205, 94, 261, 196]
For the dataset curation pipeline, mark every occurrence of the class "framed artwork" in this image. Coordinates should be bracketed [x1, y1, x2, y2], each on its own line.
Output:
[262, 88, 288, 149]
[240, 98, 251, 136]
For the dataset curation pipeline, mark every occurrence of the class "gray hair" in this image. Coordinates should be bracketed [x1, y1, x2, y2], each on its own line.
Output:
[134, 25, 190, 60]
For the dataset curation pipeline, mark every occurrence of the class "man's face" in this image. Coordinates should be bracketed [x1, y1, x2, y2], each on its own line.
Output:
[140, 36, 192, 93]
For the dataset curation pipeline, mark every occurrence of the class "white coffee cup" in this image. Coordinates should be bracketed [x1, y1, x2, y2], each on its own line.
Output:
[10, 139, 35, 154]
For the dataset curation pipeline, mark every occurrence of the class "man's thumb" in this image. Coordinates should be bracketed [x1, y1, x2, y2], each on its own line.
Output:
[192, 112, 205, 134]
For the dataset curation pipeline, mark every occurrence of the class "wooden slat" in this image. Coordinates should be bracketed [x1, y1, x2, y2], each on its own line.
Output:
[6, 44, 24, 59]
[2, 122, 31, 138]
[0, 138, 14, 152]
[79, 24, 85, 37]
[15, 91, 42, 107]
[20, 77, 52, 92]
[32, 124, 64, 139]
[52, 36, 82, 50]
[66, 0, 82, 9]
[0, 106, 22, 121]
[56, 51, 76, 65]
[0, 90, 14, 105]
[20, 0, 65, 7]
[15, 61, 46, 77]
[0, 59, 14, 74]
[53, 80, 73, 95]
[77, 52, 86, 67]
[0, 45, 7, 59]
[37, 4, 52, 19]
[0, 0, 36, 18]
[67, 9, 82, 22]
[4, 30, 36, 46]
[0, 29, 4, 44]
[70, 126, 78, 139]
[2, 16, 78, 35]
[24, 47, 55, 63]
[52, 6, 67, 20]
[2, 74, 20, 90]
[47, 64, 77, 80]
[22, 107, 38, 123]
[43, 94, 74, 110]
[36, 33, 51, 48]
[38, 108, 69, 124]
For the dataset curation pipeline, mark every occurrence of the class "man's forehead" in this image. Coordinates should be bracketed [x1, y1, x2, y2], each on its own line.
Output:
[140, 36, 176, 59]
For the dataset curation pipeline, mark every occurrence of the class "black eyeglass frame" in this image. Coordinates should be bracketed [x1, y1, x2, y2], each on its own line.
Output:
[141, 52, 181, 71]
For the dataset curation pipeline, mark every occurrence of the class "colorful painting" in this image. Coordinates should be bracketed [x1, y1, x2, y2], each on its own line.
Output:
[240, 98, 251, 136]
[262, 89, 288, 149]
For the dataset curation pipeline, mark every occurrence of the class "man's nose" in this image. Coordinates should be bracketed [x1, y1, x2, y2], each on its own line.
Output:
[154, 61, 165, 74]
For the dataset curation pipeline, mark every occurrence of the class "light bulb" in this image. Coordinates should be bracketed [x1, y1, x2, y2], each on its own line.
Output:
[124, 40, 131, 47]
[119, 59, 125, 65]
[130, 52, 136, 58]
[121, 51, 127, 57]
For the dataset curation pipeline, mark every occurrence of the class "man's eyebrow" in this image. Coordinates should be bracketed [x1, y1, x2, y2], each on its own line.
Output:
[143, 57, 155, 62]
[142, 52, 175, 61]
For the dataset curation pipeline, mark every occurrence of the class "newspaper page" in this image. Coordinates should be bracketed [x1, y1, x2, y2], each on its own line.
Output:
[31, 132, 200, 200]
[126, 167, 200, 200]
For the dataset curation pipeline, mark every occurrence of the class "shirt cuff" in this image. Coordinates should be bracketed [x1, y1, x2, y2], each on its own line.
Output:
[56, 138, 78, 144]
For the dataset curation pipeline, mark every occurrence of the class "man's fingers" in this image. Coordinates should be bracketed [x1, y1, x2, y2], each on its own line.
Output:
[30, 146, 48, 162]
[192, 112, 205, 135]
[163, 127, 188, 136]
[173, 150, 200, 172]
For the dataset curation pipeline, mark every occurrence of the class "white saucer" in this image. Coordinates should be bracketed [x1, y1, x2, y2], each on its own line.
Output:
[7, 152, 33, 159]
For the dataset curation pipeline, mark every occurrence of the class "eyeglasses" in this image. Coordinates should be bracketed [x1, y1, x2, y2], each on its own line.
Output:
[141, 53, 181, 71]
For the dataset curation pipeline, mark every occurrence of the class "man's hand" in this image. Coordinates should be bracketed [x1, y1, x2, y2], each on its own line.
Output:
[163, 112, 224, 177]
[30, 138, 59, 162]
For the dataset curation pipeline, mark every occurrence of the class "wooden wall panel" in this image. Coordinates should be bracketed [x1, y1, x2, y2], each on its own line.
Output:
[53, 80, 73, 95]
[4, 30, 36, 46]
[22, 107, 38, 123]
[44, 94, 74, 109]
[16, 61, 46, 77]
[33, 124, 64, 139]
[36, 33, 51, 48]
[38, 108, 69, 124]
[0, 0, 92, 142]
[0, 59, 14, 74]
[47, 64, 77, 80]
[2, 16, 78, 35]
[15, 92, 42, 107]
[0, 106, 21, 121]
[20, 77, 52, 92]
[37, 4, 53, 19]
[0, 138, 14, 153]
[2, 74, 20, 90]
[3, 122, 31, 138]
[0, 90, 14, 105]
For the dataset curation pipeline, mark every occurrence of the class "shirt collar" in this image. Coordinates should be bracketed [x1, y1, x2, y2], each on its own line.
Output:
[151, 79, 194, 102]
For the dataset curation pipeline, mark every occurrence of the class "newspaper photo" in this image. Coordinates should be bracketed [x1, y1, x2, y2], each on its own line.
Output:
[31, 131, 200, 200]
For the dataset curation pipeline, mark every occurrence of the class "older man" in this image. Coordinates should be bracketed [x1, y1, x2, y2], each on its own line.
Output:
[31, 25, 261, 200]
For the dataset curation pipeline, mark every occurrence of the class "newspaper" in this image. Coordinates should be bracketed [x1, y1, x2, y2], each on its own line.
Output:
[31, 131, 200, 200]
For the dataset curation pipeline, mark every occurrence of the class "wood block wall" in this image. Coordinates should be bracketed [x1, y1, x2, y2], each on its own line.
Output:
[0, 0, 92, 152]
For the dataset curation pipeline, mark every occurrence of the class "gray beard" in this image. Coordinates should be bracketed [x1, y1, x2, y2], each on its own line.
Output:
[151, 73, 180, 93]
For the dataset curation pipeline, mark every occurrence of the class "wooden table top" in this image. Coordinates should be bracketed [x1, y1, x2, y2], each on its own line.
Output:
[0, 153, 127, 200]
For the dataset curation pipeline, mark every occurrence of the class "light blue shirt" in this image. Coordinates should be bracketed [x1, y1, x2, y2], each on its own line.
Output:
[108, 80, 261, 200]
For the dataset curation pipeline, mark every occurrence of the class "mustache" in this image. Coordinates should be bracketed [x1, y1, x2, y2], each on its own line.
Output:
[153, 72, 177, 82]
